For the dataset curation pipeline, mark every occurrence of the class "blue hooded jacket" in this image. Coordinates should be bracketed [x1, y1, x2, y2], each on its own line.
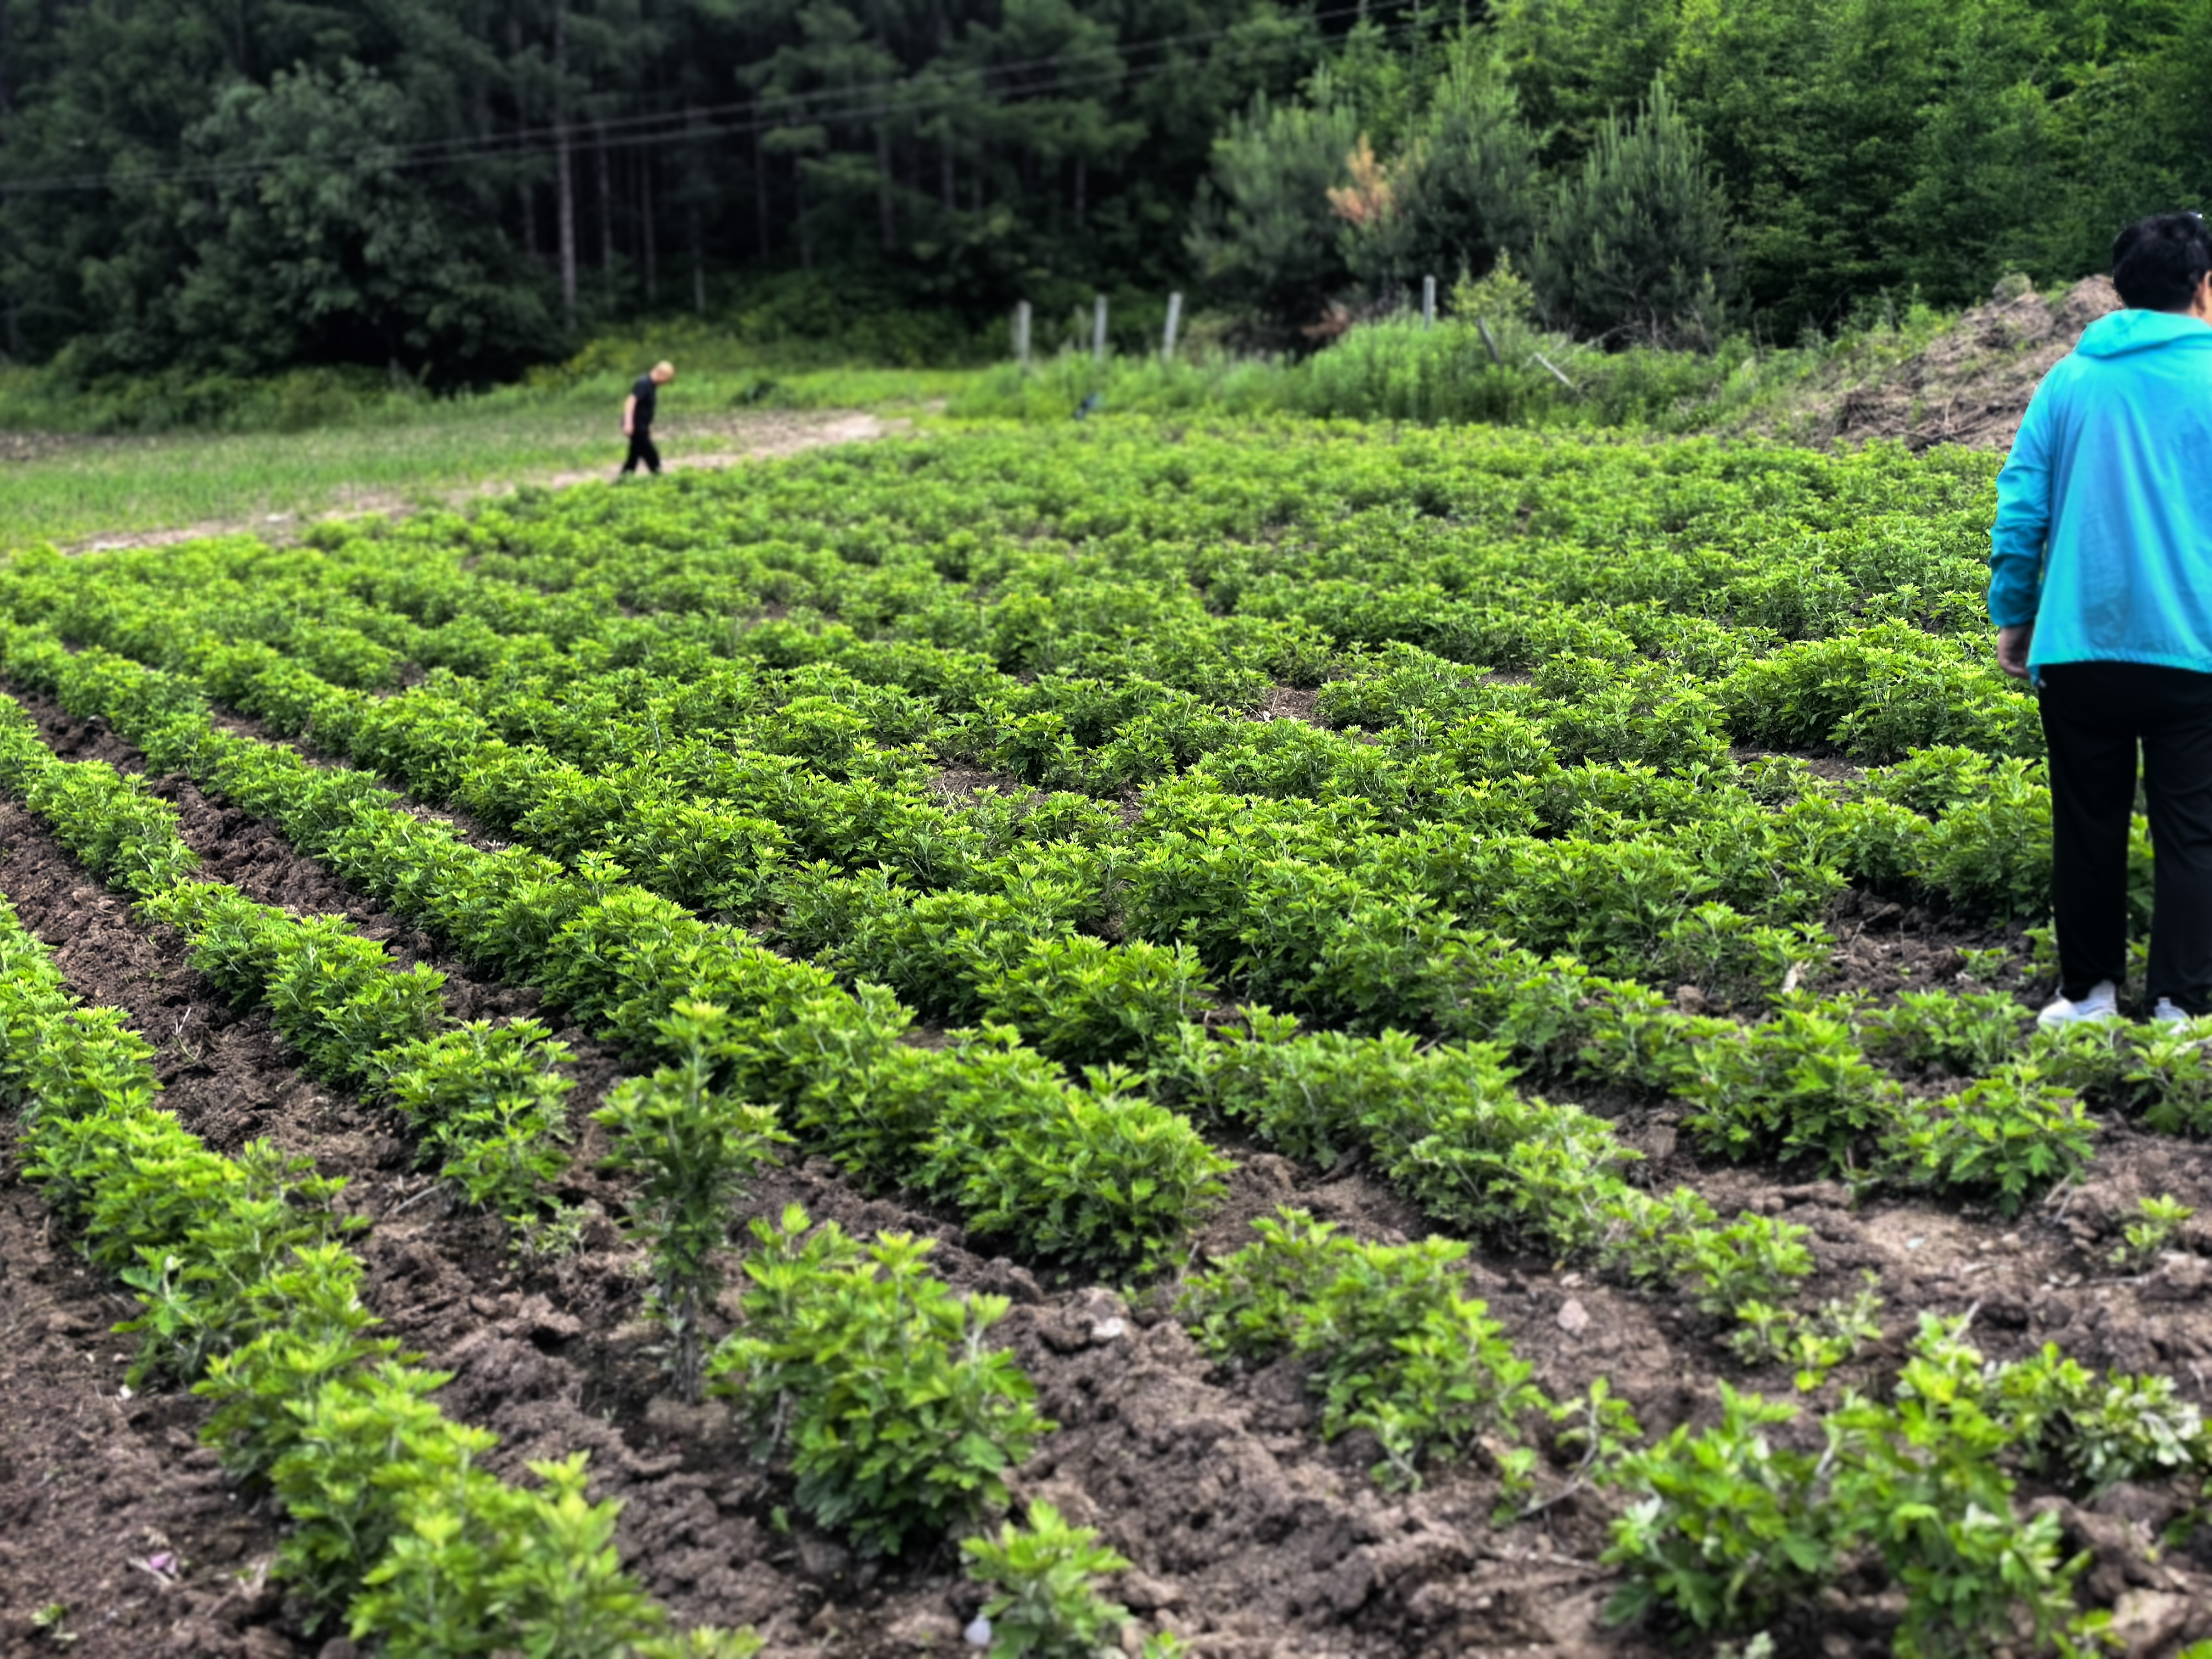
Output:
[1989, 307, 2212, 672]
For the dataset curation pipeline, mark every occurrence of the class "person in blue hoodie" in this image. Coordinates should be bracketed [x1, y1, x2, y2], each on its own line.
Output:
[1990, 211, 2212, 1029]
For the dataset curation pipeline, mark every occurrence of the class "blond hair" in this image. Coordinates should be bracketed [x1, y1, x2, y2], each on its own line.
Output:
[653, 359, 675, 376]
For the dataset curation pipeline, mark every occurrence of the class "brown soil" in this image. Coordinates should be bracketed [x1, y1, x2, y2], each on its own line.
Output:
[14, 698, 2212, 1657]
[1788, 276, 2122, 453]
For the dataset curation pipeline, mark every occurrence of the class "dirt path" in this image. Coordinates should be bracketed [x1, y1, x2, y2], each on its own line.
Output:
[67, 409, 906, 556]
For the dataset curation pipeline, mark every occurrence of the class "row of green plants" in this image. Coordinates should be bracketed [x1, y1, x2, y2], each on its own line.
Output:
[0, 695, 1155, 1575]
[0, 538, 2089, 1060]
[1606, 1316, 2212, 1655]
[0, 638, 1231, 1279]
[2, 420, 2021, 765]
[4, 621, 2131, 1453]
[0, 598, 2140, 1235]
[0, 677, 1710, 1585]
[0, 881, 756, 1655]
[0, 697, 579, 1250]
[0, 627, 1871, 1361]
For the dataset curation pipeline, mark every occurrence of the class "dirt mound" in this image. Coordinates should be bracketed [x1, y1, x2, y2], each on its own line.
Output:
[1804, 275, 2121, 452]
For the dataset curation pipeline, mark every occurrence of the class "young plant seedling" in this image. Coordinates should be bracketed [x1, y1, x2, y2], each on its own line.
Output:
[2111, 1194, 2194, 1271]
[960, 1500, 1133, 1659]
[595, 1000, 787, 1399]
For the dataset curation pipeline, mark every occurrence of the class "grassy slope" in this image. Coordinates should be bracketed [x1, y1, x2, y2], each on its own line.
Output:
[0, 364, 968, 550]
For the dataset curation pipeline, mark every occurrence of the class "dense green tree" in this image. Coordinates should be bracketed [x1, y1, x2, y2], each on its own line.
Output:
[1529, 75, 1734, 345]
[1341, 43, 1541, 295]
[3, 0, 2211, 377]
[168, 64, 555, 377]
[1186, 86, 1361, 338]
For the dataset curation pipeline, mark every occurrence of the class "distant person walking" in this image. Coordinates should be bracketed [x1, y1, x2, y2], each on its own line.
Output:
[1990, 211, 2212, 1029]
[622, 360, 675, 477]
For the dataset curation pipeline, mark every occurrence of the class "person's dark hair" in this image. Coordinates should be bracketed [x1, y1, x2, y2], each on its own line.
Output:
[2112, 212, 2212, 310]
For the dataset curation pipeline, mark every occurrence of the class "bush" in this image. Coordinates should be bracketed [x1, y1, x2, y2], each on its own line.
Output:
[1606, 1321, 2110, 1652]
[378, 1018, 575, 1231]
[1886, 1066, 2096, 1216]
[980, 936, 1218, 1067]
[594, 1002, 787, 1397]
[1180, 1209, 1546, 1490]
[707, 1207, 1050, 1555]
[960, 1501, 1134, 1659]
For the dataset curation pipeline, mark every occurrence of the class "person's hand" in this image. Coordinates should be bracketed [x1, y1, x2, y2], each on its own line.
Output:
[1996, 623, 2033, 679]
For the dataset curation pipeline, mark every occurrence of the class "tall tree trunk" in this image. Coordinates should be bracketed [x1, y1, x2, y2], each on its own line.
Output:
[796, 157, 813, 273]
[508, 4, 537, 265]
[641, 152, 658, 304]
[1074, 156, 1086, 225]
[554, 3, 577, 325]
[876, 125, 895, 251]
[753, 119, 771, 258]
[597, 128, 615, 296]
[690, 205, 706, 316]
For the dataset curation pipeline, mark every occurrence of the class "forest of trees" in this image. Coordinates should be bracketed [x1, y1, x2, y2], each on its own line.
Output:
[0, 0, 2206, 386]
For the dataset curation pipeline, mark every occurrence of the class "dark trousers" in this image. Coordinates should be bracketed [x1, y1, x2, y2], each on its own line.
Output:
[622, 429, 660, 474]
[2040, 661, 2212, 1011]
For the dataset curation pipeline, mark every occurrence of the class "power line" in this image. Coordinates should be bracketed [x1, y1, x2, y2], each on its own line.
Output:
[0, 0, 1438, 195]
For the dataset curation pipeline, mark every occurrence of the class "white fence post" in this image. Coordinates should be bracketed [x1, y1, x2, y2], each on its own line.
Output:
[1162, 291, 1183, 361]
[1421, 274, 1436, 330]
[1092, 294, 1109, 363]
[1014, 300, 1031, 369]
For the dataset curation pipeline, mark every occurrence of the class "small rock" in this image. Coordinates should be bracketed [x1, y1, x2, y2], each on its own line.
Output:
[643, 1395, 731, 1444]
[1556, 1298, 1590, 1335]
[885, 1609, 961, 1649]
[2110, 1588, 2192, 1658]
[316, 1640, 360, 1659]
[1671, 984, 1708, 1013]
[238, 1629, 295, 1659]
[964, 1614, 994, 1648]
[796, 1533, 853, 1583]
[1089, 1317, 1129, 1344]
[1119, 1570, 1182, 1613]
[2141, 1254, 2210, 1303]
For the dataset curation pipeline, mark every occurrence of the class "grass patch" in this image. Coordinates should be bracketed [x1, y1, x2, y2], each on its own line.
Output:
[0, 364, 966, 550]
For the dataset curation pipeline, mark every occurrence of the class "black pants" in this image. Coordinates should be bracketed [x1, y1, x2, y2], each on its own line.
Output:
[622, 429, 660, 474]
[2040, 661, 2212, 1011]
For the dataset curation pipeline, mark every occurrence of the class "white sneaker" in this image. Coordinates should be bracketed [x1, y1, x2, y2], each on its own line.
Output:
[2037, 980, 2120, 1030]
[2153, 998, 2190, 1027]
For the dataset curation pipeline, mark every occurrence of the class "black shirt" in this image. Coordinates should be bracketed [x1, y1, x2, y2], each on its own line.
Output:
[631, 374, 658, 429]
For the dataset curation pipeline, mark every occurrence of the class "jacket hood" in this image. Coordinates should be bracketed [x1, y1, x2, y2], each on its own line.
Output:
[2076, 308, 2212, 358]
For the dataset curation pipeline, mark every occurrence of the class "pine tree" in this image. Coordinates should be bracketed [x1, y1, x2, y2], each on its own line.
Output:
[1531, 74, 1736, 347]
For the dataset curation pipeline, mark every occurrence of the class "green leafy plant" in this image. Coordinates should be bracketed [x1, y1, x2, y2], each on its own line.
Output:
[1886, 1065, 2096, 1215]
[594, 1001, 787, 1398]
[379, 1018, 575, 1229]
[2112, 1194, 2193, 1270]
[1603, 1384, 1832, 1635]
[1726, 1273, 1883, 1390]
[1864, 989, 2028, 1077]
[706, 1206, 1051, 1555]
[959, 1500, 1134, 1659]
[1180, 1208, 1546, 1490]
